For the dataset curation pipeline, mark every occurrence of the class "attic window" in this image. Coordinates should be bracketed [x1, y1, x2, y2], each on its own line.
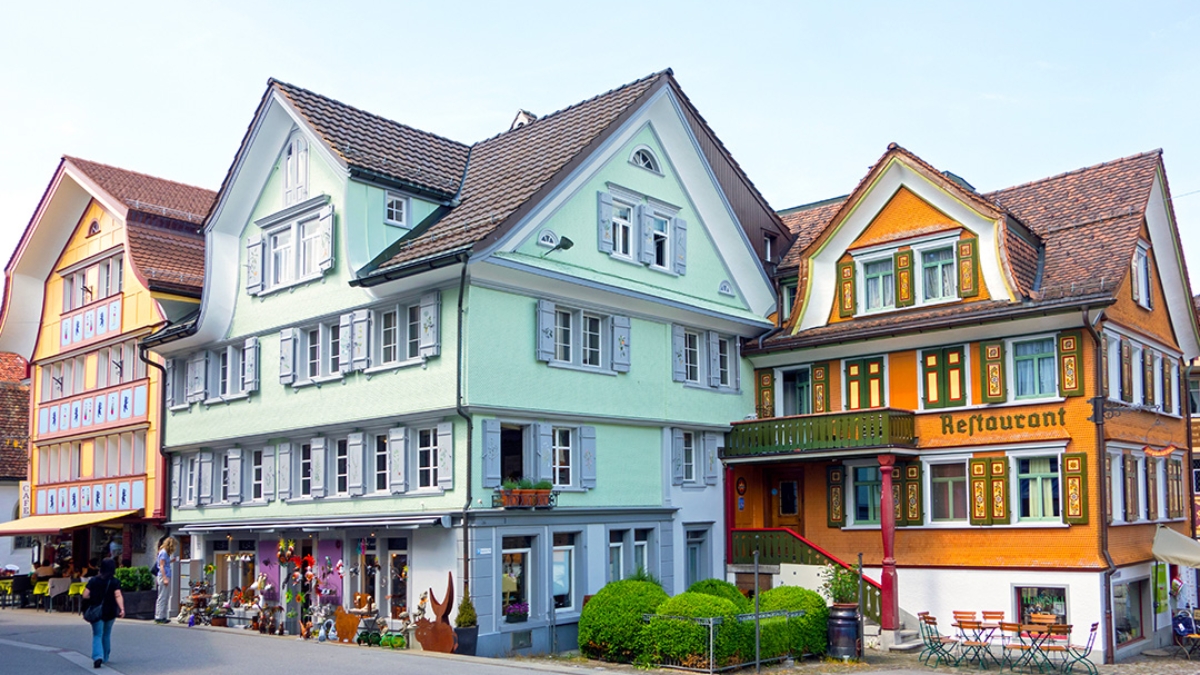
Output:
[630, 147, 661, 174]
[385, 192, 408, 228]
[86, 220, 100, 237]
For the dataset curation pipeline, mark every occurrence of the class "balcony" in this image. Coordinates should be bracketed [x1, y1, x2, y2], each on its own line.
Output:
[724, 408, 916, 459]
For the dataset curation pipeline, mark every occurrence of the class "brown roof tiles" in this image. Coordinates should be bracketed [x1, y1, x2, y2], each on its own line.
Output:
[66, 157, 215, 224]
[0, 353, 28, 482]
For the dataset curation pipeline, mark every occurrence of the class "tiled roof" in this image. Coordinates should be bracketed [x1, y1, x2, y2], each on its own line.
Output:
[66, 157, 216, 224]
[0, 353, 28, 481]
[372, 71, 668, 272]
[0, 353, 26, 382]
[777, 196, 847, 270]
[272, 80, 471, 197]
[126, 217, 206, 295]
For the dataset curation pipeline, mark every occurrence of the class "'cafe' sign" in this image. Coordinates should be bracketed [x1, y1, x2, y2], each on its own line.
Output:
[940, 407, 1067, 437]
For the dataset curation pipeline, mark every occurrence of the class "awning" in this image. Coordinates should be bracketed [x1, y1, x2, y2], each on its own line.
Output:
[1152, 525, 1200, 567]
[174, 513, 450, 534]
[0, 510, 138, 536]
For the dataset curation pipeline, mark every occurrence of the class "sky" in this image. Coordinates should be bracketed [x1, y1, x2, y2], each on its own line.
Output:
[3, 0, 1200, 292]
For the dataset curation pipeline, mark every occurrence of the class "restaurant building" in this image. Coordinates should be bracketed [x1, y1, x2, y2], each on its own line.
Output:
[725, 144, 1200, 662]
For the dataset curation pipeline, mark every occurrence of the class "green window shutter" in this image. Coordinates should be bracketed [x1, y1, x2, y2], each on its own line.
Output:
[892, 466, 904, 525]
[1120, 340, 1133, 403]
[957, 237, 980, 298]
[1062, 452, 1089, 525]
[755, 368, 774, 419]
[1123, 452, 1138, 521]
[894, 249, 915, 307]
[945, 347, 966, 407]
[1146, 457, 1159, 521]
[812, 362, 830, 413]
[1101, 334, 1109, 397]
[827, 464, 846, 527]
[1057, 331, 1085, 398]
[904, 461, 923, 525]
[922, 350, 943, 409]
[968, 458, 992, 526]
[1162, 358, 1174, 413]
[979, 341, 1007, 403]
[837, 260, 857, 317]
[1143, 349, 1156, 407]
[988, 457, 1010, 525]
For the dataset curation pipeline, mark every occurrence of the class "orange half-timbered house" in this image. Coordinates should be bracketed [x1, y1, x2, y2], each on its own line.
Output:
[727, 145, 1200, 662]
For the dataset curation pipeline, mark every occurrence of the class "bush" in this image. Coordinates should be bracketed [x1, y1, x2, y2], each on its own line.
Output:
[113, 566, 154, 592]
[641, 592, 751, 668]
[578, 580, 668, 663]
[455, 590, 477, 628]
[686, 578, 751, 614]
[758, 585, 830, 656]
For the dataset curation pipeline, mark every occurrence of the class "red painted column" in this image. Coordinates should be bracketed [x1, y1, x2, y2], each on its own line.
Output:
[877, 453, 898, 630]
[724, 466, 736, 563]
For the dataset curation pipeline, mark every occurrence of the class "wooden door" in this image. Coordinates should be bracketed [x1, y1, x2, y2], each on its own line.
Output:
[767, 468, 804, 535]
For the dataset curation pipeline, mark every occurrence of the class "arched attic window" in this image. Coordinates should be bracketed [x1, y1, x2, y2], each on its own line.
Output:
[630, 147, 661, 174]
[86, 220, 100, 237]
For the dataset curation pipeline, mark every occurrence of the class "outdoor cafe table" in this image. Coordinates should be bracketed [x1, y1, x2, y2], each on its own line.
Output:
[952, 620, 1000, 669]
[1009, 624, 1057, 672]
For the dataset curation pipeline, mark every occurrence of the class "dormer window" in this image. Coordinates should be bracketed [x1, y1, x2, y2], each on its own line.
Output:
[385, 192, 408, 228]
[282, 132, 309, 207]
[763, 234, 776, 263]
[1131, 242, 1152, 309]
[841, 233, 978, 319]
[630, 147, 661, 174]
[863, 259, 895, 311]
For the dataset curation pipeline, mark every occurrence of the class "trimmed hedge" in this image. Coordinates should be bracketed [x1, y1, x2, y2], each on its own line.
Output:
[758, 585, 829, 656]
[113, 566, 154, 592]
[686, 578, 752, 614]
[641, 592, 751, 668]
[578, 580, 668, 663]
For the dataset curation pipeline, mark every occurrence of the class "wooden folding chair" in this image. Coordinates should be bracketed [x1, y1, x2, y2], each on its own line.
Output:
[1062, 623, 1098, 675]
[921, 615, 959, 667]
[1040, 624, 1073, 670]
[953, 610, 978, 623]
[1030, 612, 1057, 625]
[955, 619, 995, 669]
[981, 610, 1005, 624]
[998, 621, 1028, 669]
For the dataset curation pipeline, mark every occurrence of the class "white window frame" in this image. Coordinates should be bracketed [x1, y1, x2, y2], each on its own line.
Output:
[552, 538, 576, 613]
[858, 253, 896, 313]
[385, 192, 409, 228]
[649, 210, 672, 271]
[299, 443, 312, 498]
[414, 426, 439, 490]
[550, 306, 611, 372]
[185, 455, 198, 506]
[629, 146, 661, 174]
[681, 431, 696, 483]
[1132, 242, 1151, 309]
[552, 427, 573, 487]
[1010, 452, 1063, 523]
[925, 456, 969, 524]
[921, 245, 957, 302]
[684, 330, 701, 383]
[1006, 333, 1060, 403]
[295, 322, 342, 385]
[608, 531, 626, 582]
[610, 199, 635, 261]
[844, 459, 882, 528]
[250, 449, 264, 502]
[373, 432, 389, 493]
[781, 280, 798, 322]
[333, 439, 349, 496]
[373, 302, 421, 369]
[282, 132, 309, 207]
[219, 453, 231, 503]
[847, 232, 962, 317]
[262, 212, 324, 291]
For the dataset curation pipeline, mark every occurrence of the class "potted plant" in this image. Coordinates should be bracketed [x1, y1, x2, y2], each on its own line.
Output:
[113, 566, 157, 620]
[532, 479, 553, 507]
[499, 479, 521, 508]
[454, 589, 479, 655]
[503, 601, 529, 623]
[820, 563, 861, 660]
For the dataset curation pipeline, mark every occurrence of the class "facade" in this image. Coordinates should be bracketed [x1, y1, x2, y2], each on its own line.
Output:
[0, 157, 215, 571]
[726, 145, 1200, 663]
[0, 353, 31, 570]
[146, 71, 787, 655]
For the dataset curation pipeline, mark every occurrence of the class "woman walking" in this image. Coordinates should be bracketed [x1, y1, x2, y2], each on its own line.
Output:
[154, 537, 175, 624]
[82, 558, 124, 668]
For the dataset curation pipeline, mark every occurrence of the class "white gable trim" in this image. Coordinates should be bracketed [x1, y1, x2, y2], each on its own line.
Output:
[1145, 169, 1200, 359]
[797, 158, 1014, 332]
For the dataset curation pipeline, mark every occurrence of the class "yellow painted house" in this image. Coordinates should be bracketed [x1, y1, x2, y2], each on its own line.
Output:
[0, 156, 214, 570]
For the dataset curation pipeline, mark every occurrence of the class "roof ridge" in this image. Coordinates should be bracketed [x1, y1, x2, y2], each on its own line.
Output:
[777, 195, 849, 215]
[268, 78, 472, 151]
[63, 156, 217, 196]
[986, 149, 1163, 197]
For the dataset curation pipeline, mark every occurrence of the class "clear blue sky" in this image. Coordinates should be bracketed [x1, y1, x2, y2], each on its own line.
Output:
[3, 1, 1199, 291]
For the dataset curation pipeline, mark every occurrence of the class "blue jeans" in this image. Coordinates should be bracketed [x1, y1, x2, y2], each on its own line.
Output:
[91, 618, 114, 662]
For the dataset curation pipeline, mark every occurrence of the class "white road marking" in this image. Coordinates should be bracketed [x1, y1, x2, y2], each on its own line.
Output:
[0, 636, 127, 674]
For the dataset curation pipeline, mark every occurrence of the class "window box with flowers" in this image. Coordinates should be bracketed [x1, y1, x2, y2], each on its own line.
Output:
[503, 601, 529, 624]
[494, 478, 556, 509]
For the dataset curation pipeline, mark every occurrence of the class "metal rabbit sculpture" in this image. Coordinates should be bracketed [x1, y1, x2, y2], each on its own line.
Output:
[413, 571, 457, 653]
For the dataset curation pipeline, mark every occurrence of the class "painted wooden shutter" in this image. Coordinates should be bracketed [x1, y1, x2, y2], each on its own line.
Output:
[922, 350, 942, 408]
[755, 368, 774, 419]
[671, 428, 685, 485]
[611, 315, 631, 373]
[338, 313, 353, 374]
[482, 419, 501, 488]
[826, 464, 845, 527]
[580, 425, 597, 489]
[1120, 339, 1133, 402]
[989, 457, 1010, 524]
[310, 438, 326, 498]
[1169, 458, 1184, 519]
[164, 359, 175, 408]
[350, 310, 371, 371]
[246, 234, 264, 295]
[980, 341, 1007, 403]
[968, 458, 992, 526]
[706, 331, 721, 388]
[347, 432, 365, 497]
[837, 260, 856, 318]
[1062, 452, 1088, 525]
[597, 191, 614, 254]
[198, 451, 213, 505]
[186, 352, 207, 402]
[1130, 255, 1142, 305]
[1123, 452, 1138, 521]
[671, 325, 686, 382]
[261, 446, 276, 502]
[279, 328, 297, 385]
[419, 291, 440, 358]
[388, 427, 407, 494]
[892, 465, 904, 525]
[1163, 358, 1174, 413]
[277, 443, 292, 500]
[436, 422, 453, 490]
[242, 336, 259, 393]
[1104, 453, 1112, 524]
[1101, 333, 1109, 397]
[672, 217, 687, 275]
[812, 362, 829, 413]
[170, 455, 181, 506]
[1143, 349, 1156, 407]
[227, 448, 243, 504]
[903, 462, 923, 525]
[1057, 331, 1084, 398]
[957, 237, 980, 298]
[894, 249, 915, 307]
[637, 205, 655, 265]
[535, 422, 553, 484]
[317, 204, 335, 272]
[536, 299, 555, 363]
[703, 432, 720, 486]
[1146, 457, 1159, 521]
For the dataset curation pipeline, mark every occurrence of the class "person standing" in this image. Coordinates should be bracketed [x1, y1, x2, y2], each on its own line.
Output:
[82, 558, 124, 668]
[154, 537, 176, 624]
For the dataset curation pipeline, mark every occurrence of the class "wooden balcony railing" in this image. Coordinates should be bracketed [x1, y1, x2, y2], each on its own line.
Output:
[725, 408, 916, 458]
[730, 528, 881, 624]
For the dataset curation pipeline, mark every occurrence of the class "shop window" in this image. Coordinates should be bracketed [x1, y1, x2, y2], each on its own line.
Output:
[502, 536, 532, 623]
[930, 463, 967, 522]
[553, 532, 576, 611]
[852, 465, 882, 524]
[1015, 585, 1067, 625]
[1017, 457, 1060, 521]
[1113, 580, 1146, 645]
[386, 538, 408, 620]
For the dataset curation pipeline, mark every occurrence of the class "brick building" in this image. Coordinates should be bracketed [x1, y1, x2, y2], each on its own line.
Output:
[0, 352, 30, 569]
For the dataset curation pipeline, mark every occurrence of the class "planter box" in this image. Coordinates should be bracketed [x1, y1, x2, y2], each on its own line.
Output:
[122, 590, 157, 620]
[454, 626, 478, 655]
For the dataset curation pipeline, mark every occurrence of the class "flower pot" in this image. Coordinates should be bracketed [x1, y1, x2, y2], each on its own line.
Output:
[501, 490, 522, 508]
[210, 616, 228, 627]
[454, 626, 479, 655]
[505, 613, 528, 624]
[827, 603, 860, 660]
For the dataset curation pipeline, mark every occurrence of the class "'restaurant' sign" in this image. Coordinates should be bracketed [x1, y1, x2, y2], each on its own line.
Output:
[20, 480, 30, 517]
[939, 407, 1067, 436]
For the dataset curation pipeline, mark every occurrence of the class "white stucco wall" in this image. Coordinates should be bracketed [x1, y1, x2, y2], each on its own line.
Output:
[0, 484, 32, 571]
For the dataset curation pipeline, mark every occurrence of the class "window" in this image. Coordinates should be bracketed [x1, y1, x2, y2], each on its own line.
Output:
[1131, 243, 1151, 309]
[185, 456, 198, 505]
[781, 280, 798, 322]
[631, 147, 659, 173]
[297, 323, 340, 382]
[60, 253, 122, 313]
[684, 528, 709, 588]
[781, 368, 811, 416]
[763, 234, 776, 263]
[717, 337, 732, 387]
[633, 529, 651, 575]
[544, 304, 615, 371]
[1016, 586, 1066, 624]
[385, 192, 408, 227]
[863, 258, 895, 311]
[220, 454, 230, 502]
[1017, 457, 1060, 521]
[1113, 580, 1146, 645]
[501, 536, 531, 622]
[922, 346, 966, 409]
[331, 439, 348, 495]
[845, 357, 885, 410]
[583, 314, 602, 367]
[374, 434, 388, 492]
[553, 532, 576, 611]
[1014, 338, 1056, 399]
[930, 463, 967, 521]
[650, 214, 670, 269]
[416, 427, 438, 489]
[852, 465, 882, 524]
[251, 450, 264, 501]
[611, 201, 633, 259]
[374, 303, 421, 367]
[608, 530, 625, 582]
[282, 133, 308, 207]
[269, 228, 293, 286]
[922, 247, 956, 301]
[684, 331, 700, 383]
[555, 310, 571, 362]
[251, 200, 333, 295]
[299, 218, 322, 278]
[299, 444, 312, 497]
[552, 427, 573, 487]
[681, 431, 696, 482]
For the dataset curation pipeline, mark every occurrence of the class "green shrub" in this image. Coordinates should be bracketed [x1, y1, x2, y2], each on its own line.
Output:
[113, 566, 154, 592]
[628, 566, 662, 587]
[686, 578, 751, 613]
[758, 585, 829, 656]
[578, 580, 668, 663]
[455, 590, 477, 628]
[820, 563, 860, 604]
[641, 592, 751, 668]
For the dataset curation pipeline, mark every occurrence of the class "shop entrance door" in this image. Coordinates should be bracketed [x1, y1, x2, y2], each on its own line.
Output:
[766, 468, 804, 535]
[384, 537, 408, 622]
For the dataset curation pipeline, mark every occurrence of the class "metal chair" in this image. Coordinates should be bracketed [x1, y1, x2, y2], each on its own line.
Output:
[1040, 624, 1073, 670]
[998, 621, 1029, 669]
[955, 619, 995, 669]
[1061, 623, 1098, 675]
[981, 610, 1005, 624]
[921, 615, 959, 667]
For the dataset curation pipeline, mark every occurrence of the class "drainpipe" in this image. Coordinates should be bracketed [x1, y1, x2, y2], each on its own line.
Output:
[139, 331, 170, 524]
[455, 254, 473, 597]
[1186, 360, 1196, 541]
[1083, 307, 1116, 664]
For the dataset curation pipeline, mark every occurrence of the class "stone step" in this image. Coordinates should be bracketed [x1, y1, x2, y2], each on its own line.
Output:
[897, 629, 919, 640]
[888, 640, 924, 653]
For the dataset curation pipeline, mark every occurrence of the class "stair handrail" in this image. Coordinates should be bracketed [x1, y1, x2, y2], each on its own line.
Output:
[732, 527, 882, 590]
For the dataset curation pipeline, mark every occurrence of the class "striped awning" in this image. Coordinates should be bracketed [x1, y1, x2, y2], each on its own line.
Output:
[0, 510, 138, 536]
[174, 513, 450, 534]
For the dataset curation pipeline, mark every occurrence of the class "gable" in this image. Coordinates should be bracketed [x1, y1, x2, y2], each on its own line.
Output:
[848, 187, 959, 251]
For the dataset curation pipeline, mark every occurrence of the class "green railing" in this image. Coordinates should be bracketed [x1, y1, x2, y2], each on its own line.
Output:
[730, 528, 881, 624]
[725, 409, 916, 458]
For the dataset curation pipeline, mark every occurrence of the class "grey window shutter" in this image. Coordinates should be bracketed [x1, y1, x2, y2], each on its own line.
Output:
[535, 422, 553, 483]
[734, 340, 742, 392]
[482, 419, 501, 488]
[277, 443, 292, 500]
[338, 313, 353, 373]
[703, 432, 720, 485]
[246, 234, 264, 295]
[186, 353, 207, 402]
[419, 291, 440, 358]
[279, 328, 297, 384]
[671, 428, 685, 485]
[437, 422, 453, 490]
[671, 325, 686, 382]
[261, 446, 276, 502]
[672, 217, 687, 275]
[198, 451, 213, 505]
[597, 192, 614, 254]
[536, 299, 556, 362]
[310, 438, 326, 498]
[165, 359, 175, 407]
[707, 331, 721, 387]
[317, 204, 335, 272]
[350, 310, 371, 371]
[170, 454, 181, 506]
[227, 448, 243, 504]
[347, 432, 365, 496]
[638, 205, 655, 265]
[388, 427, 407, 494]
[580, 425, 597, 489]
[296, 137, 309, 202]
[243, 336, 259, 393]
[611, 316, 631, 373]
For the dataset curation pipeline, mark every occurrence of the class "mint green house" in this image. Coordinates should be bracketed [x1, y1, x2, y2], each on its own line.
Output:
[147, 70, 787, 655]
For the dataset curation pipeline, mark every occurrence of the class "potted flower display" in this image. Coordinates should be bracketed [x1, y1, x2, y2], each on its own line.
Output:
[499, 479, 522, 508]
[453, 589, 479, 655]
[503, 601, 529, 623]
[820, 563, 861, 660]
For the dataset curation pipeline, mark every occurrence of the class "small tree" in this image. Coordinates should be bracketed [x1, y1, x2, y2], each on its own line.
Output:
[455, 590, 477, 628]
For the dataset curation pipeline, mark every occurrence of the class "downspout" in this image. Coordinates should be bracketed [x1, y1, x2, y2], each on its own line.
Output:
[138, 339, 169, 523]
[1083, 307, 1116, 664]
[455, 253, 473, 596]
[1187, 360, 1196, 541]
